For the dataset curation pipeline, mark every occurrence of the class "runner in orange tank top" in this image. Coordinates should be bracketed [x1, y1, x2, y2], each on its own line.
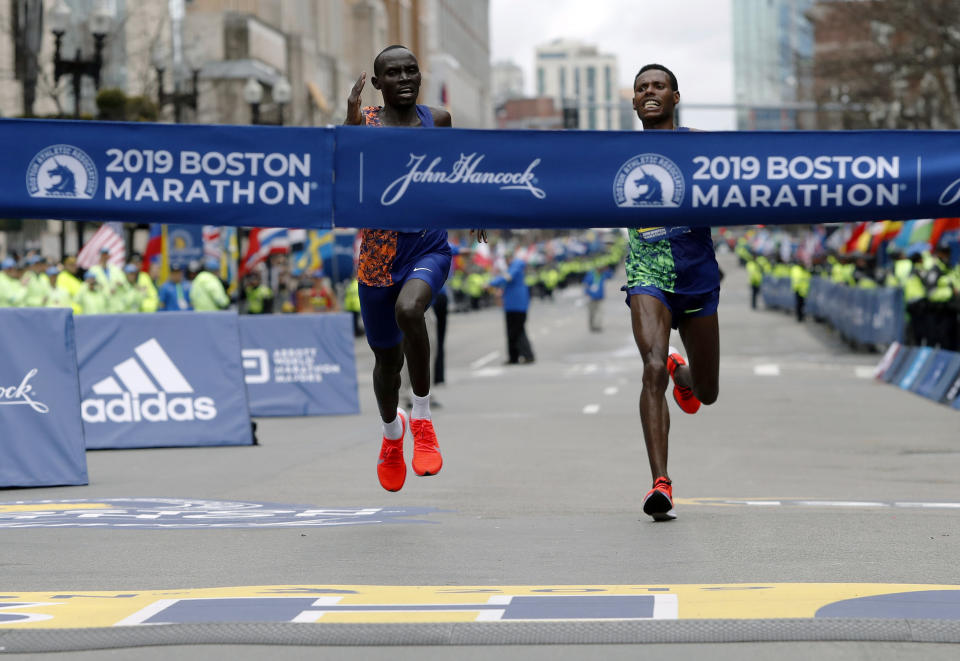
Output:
[344, 45, 485, 492]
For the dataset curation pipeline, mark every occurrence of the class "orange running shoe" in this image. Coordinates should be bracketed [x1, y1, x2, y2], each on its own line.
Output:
[377, 409, 407, 492]
[642, 477, 676, 521]
[668, 345, 701, 414]
[410, 418, 443, 476]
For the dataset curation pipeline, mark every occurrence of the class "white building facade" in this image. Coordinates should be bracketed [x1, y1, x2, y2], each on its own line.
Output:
[534, 38, 620, 130]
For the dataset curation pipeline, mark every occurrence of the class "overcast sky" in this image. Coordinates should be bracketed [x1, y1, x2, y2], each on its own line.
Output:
[490, 0, 736, 130]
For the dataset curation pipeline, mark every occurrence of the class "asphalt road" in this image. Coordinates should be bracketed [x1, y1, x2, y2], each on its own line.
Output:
[1, 252, 958, 660]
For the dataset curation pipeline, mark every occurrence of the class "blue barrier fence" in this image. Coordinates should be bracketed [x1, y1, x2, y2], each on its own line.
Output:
[0, 308, 88, 487]
[876, 342, 960, 410]
[6, 119, 960, 229]
[760, 275, 794, 311]
[762, 276, 905, 346]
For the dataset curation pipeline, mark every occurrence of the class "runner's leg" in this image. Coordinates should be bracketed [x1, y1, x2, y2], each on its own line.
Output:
[677, 313, 720, 405]
[396, 277, 434, 398]
[630, 293, 674, 480]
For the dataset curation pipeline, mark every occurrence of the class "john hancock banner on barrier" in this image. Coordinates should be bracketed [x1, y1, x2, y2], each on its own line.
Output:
[239, 313, 359, 417]
[0, 309, 88, 487]
[2, 119, 333, 228]
[74, 312, 253, 449]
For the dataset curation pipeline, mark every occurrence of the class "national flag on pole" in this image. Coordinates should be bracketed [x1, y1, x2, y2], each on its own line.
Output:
[222, 227, 240, 295]
[240, 228, 289, 275]
[203, 226, 223, 262]
[77, 222, 125, 268]
[142, 224, 163, 272]
[291, 229, 334, 275]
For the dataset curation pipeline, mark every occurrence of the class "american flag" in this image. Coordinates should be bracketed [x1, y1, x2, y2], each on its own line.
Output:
[77, 222, 126, 268]
[203, 225, 223, 262]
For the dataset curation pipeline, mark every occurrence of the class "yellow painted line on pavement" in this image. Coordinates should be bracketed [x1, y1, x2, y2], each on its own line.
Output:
[0, 503, 111, 513]
[0, 584, 957, 628]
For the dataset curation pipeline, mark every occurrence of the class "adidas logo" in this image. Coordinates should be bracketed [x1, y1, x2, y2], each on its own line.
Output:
[81, 338, 217, 424]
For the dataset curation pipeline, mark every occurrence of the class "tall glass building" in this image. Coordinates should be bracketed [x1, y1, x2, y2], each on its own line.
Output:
[733, 0, 815, 130]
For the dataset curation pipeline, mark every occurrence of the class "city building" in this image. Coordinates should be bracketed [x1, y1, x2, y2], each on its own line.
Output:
[0, 0, 493, 257]
[492, 59, 524, 107]
[732, 0, 815, 130]
[534, 38, 620, 130]
[496, 97, 561, 130]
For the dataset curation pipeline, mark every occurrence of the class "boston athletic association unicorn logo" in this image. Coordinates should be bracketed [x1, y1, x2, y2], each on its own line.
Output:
[631, 170, 664, 205]
[44, 159, 78, 196]
[613, 153, 685, 208]
[26, 144, 98, 199]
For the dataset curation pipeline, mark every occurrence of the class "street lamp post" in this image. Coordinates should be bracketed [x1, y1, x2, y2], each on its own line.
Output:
[154, 53, 200, 123]
[48, 0, 113, 119]
[243, 76, 292, 125]
[273, 77, 292, 126]
[243, 77, 263, 124]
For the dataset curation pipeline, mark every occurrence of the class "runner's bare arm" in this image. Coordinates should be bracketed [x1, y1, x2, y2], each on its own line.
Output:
[344, 73, 366, 125]
[429, 107, 452, 127]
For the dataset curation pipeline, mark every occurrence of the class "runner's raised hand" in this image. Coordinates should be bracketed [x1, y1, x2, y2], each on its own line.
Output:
[345, 73, 366, 125]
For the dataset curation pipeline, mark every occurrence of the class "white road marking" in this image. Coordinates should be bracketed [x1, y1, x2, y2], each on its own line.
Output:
[473, 368, 506, 378]
[604, 387, 619, 396]
[583, 404, 600, 415]
[470, 351, 500, 369]
[854, 366, 877, 379]
[683, 498, 960, 509]
[753, 364, 780, 376]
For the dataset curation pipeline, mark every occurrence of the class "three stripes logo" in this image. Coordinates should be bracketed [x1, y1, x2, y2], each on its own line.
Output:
[81, 338, 217, 424]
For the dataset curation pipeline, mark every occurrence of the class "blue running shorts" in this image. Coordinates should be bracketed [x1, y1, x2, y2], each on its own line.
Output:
[624, 285, 720, 330]
[359, 250, 452, 348]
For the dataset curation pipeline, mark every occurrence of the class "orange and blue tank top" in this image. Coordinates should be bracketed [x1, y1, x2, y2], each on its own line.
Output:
[357, 104, 449, 287]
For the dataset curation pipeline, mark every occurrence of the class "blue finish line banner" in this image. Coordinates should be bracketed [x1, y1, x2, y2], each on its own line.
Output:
[5, 117, 960, 228]
[2, 119, 333, 228]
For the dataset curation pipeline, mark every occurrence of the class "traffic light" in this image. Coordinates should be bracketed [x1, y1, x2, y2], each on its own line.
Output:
[562, 106, 579, 129]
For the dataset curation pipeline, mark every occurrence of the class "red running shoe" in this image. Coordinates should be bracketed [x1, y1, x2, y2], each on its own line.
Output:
[411, 418, 443, 476]
[642, 477, 676, 521]
[668, 345, 701, 414]
[377, 409, 407, 492]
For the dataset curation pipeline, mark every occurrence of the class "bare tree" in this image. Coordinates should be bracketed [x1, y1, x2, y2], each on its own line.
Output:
[811, 0, 960, 130]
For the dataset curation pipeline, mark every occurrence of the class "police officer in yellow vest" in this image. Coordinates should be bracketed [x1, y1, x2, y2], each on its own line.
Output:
[790, 260, 812, 322]
[344, 277, 362, 336]
[190, 258, 230, 312]
[746, 255, 763, 310]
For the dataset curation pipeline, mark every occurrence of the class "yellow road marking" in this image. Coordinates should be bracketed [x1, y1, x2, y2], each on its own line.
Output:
[0, 503, 111, 513]
[0, 584, 957, 629]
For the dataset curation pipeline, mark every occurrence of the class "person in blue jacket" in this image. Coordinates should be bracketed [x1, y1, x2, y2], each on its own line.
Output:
[490, 250, 535, 365]
[584, 265, 613, 332]
[157, 266, 192, 311]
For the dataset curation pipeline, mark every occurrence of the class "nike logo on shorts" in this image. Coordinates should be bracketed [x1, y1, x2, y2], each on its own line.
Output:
[413, 267, 432, 272]
[684, 307, 704, 314]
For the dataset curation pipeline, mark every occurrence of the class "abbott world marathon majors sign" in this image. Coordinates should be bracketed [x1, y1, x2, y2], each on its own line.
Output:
[74, 312, 253, 449]
[6, 119, 333, 228]
[239, 314, 359, 417]
[0, 309, 88, 487]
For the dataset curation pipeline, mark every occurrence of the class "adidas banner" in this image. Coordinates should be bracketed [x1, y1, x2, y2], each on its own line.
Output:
[0, 309, 88, 487]
[6, 118, 960, 229]
[3, 119, 333, 228]
[239, 314, 360, 417]
[74, 312, 253, 449]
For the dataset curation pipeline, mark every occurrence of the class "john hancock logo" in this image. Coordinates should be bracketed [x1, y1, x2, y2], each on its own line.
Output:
[0, 369, 50, 414]
[613, 153, 685, 208]
[26, 144, 98, 199]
